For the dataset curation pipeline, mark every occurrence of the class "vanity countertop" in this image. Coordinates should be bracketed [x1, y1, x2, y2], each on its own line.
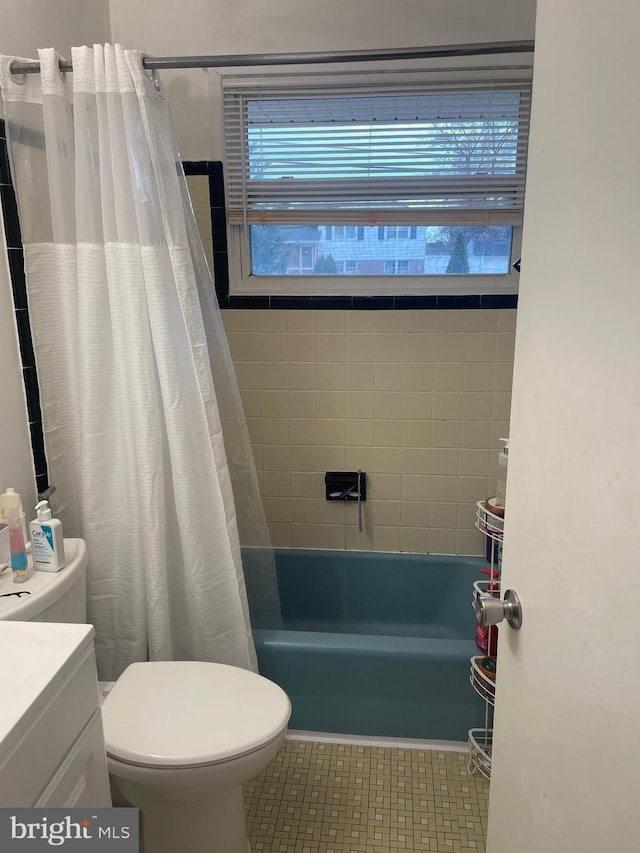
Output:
[0, 621, 95, 759]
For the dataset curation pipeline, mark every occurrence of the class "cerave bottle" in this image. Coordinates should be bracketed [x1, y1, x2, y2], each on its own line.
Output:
[29, 500, 66, 572]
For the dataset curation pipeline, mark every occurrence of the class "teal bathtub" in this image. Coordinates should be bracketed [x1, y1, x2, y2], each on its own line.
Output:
[253, 549, 485, 742]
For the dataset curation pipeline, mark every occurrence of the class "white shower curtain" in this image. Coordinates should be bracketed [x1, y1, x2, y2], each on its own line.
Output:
[0, 45, 270, 679]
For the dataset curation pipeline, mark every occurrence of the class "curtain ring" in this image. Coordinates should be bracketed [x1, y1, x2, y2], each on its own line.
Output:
[8, 60, 27, 85]
[140, 55, 161, 93]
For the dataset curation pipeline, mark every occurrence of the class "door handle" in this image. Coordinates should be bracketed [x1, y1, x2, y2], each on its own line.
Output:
[474, 589, 522, 630]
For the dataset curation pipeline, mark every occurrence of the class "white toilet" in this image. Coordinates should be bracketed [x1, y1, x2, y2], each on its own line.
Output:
[0, 538, 291, 853]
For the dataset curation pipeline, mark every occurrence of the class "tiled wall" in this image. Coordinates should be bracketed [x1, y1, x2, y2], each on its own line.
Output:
[186, 175, 516, 556]
[187, 172, 215, 271]
[0, 121, 49, 495]
[222, 308, 514, 555]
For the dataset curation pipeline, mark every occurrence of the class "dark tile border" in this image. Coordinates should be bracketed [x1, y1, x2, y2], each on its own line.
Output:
[352, 296, 395, 310]
[225, 293, 518, 310]
[182, 160, 208, 176]
[270, 295, 312, 310]
[0, 184, 22, 247]
[479, 294, 519, 309]
[184, 159, 519, 312]
[1, 129, 49, 490]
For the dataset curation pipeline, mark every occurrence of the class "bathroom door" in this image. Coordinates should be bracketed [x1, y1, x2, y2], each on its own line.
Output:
[485, 2, 640, 852]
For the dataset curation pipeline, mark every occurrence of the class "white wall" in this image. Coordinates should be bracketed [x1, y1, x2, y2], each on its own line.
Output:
[0, 0, 111, 56]
[0, 0, 111, 513]
[109, 0, 537, 158]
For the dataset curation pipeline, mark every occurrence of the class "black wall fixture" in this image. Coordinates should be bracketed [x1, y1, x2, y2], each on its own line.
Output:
[325, 471, 367, 502]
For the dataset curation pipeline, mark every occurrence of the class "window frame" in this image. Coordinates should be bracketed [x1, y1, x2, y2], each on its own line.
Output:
[228, 223, 522, 296]
[221, 64, 530, 298]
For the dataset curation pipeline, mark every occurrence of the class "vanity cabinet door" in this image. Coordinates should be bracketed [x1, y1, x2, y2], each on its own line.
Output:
[0, 644, 98, 806]
[35, 710, 111, 807]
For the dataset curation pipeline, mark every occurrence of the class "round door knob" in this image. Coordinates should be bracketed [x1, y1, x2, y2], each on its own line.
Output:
[474, 589, 522, 630]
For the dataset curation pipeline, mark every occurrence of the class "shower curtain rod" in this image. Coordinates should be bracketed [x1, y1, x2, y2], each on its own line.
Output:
[9, 40, 534, 75]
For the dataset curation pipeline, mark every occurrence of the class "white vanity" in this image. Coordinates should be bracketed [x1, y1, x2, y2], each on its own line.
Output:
[0, 621, 111, 807]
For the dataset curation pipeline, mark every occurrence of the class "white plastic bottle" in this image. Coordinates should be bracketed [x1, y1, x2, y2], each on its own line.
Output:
[495, 438, 509, 510]
[0, 487, 29, 547]
[29, 500, 66, 572]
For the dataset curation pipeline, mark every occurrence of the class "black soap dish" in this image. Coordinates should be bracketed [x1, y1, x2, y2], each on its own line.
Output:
[325, 471, 366, 502]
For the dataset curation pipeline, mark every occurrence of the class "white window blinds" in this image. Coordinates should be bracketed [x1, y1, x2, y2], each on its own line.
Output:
[223, 76, 532, 226]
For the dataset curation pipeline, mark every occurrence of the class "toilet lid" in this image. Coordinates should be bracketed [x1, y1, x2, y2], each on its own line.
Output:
[101, 661, 291, 768]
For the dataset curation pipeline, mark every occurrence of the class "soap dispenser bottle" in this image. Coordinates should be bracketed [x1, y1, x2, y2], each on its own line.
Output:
[29, 500, 66, 572]
[495, 438, 509, 511]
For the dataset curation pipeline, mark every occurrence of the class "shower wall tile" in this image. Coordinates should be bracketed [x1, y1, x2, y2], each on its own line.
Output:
[400, 527, 428, 553]
[317, 390, 345, 419]
[318, 445, 346, 470]
[315, 310, 345, 331]
[403, 391, 432, 420]
[429, 528, 457, 554]
[268, 522, 291, 548]
[291, 523, 319, 548]
[317, 523, 346, 549]
[434, 362, 464, 391]
[401, 474, 429, 502]
[460, 449, 491, 476]
[494, 362, 515, 391]
[430, 475, 459, 502]
[222, 308, 516, 556]
[463, 392, 494, 421]
[401, 447, 431, 475]
[457, 528, 486, 555]
[369, 473, 402, 500]
[372, 525, 401, 552]
[498, 311, 518, 331]
[436, 310, 468, 332]
[496, 331, 517, 361]
[467, 308, 500, 331]
[465, 332, 498, 361]
[187, 174, 214, 270]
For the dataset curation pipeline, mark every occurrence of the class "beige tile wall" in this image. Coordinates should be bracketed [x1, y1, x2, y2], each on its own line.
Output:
[186, 175, 214, 270]
[222, 308, 515, 555]
[187, 174, 516, 555]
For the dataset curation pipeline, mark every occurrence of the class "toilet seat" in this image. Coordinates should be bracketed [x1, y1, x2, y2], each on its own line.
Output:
[101, 661, 291, 769]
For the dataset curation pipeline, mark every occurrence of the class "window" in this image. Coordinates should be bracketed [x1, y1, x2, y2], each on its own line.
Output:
[386, 227, 411, 240]
[385, 260, 410, 275]
[329, 225, 359, 240]
[334, 259, 358, 274]
[223, 71, 531, 295]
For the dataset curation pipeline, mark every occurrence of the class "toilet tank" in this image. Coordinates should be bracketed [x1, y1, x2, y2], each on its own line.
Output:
[0, 539, 87, 623]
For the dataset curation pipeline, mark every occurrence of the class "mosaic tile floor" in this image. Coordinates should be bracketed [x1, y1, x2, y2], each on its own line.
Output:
[245, 739, 489, 853]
